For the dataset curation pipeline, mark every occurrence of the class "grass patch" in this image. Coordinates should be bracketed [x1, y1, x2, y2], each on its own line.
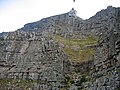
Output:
[53, 35, 98, 62]
[0, 79, 35, 90]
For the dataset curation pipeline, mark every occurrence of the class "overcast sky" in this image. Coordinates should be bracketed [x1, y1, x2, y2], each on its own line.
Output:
[0, 0, 120, 33]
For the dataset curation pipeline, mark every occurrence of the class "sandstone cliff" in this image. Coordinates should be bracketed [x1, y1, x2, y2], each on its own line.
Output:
[0, 6, 120, 90]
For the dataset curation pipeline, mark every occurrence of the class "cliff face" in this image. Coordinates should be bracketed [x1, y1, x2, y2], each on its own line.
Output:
[0, 6, 120, 90]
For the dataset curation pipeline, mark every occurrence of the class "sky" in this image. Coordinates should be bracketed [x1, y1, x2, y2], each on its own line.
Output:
[0, 0, 120, 33]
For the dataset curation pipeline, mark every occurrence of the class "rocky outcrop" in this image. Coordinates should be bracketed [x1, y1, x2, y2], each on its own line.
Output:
[18, 8, 82, 32]
[0, 6, 120, 90]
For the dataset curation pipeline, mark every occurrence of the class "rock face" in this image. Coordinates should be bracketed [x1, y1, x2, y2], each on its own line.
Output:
[0, 6, 120, 90]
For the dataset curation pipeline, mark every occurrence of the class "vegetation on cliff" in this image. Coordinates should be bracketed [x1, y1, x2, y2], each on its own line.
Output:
[53, 34, 98, 62]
